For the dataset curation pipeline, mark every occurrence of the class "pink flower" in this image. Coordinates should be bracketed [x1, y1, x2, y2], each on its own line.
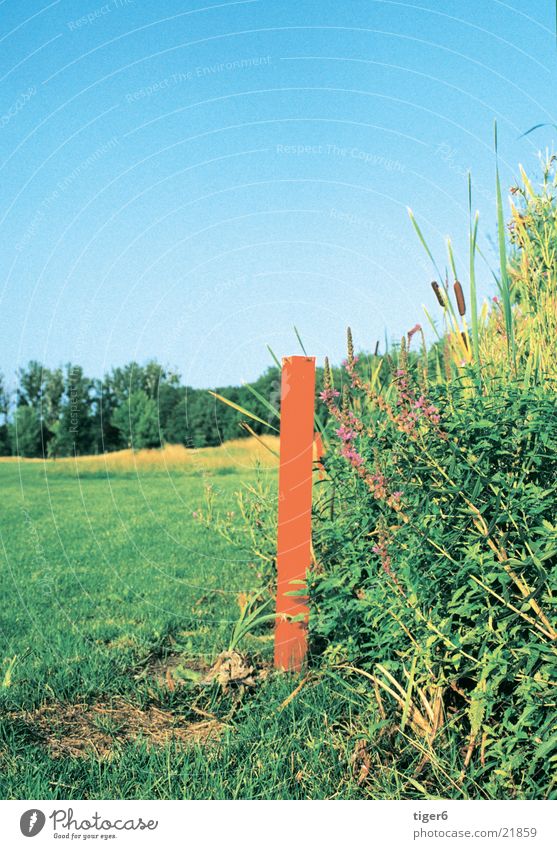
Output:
[336, 424, 357, 442]
[372, 536, 393, 577]
[319, 387, 340, 402]
[407, 324, 422, 348]
[349, 450, 364, 467]
[341, 445, 365, 467]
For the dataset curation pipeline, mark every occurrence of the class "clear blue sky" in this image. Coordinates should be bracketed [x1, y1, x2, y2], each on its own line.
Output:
[0, 0, 555, 388]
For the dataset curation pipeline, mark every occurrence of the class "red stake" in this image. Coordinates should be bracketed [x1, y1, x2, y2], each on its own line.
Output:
[274, 355, 316, 672]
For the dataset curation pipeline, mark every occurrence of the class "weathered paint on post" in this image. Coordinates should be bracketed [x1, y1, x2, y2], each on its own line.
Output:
[274, 355, 316, 672]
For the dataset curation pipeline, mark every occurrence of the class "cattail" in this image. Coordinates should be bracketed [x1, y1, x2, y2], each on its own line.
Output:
[347, 326, 354, 363]
[431, 281, 445, 307]
[461, 332, 469, 350]
[374, 340, 380, 356]
[454, 280, 466, 316]
[399, 335, 407, 371]
[327, 359, 334, 388]
[342, 383, 350, 414]
[323, 356, 331, 390]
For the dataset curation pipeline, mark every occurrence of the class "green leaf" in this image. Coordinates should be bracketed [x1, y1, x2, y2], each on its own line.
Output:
[208, 391, 279, 432]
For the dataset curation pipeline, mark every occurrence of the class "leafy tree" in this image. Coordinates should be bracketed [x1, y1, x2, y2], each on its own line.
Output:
[184, 389, 221, 447]
[162, 391, 189, 444]
[0, 357, 287, 456]
[108, 361, 145, 402]
[9, 405, 42, 457]
[48, 365, 94, 457]
[108, 360, 179, 402]
[43, 368, 64, 432]
[90, 377, 123, 454]
[15, 362, 68, 454]
[156, 383, 186, 444]
[111, 390, 160, 449]
[0, 372, 10, 456]
[16, 360, 47, 408]
[101, 362, 182, 450]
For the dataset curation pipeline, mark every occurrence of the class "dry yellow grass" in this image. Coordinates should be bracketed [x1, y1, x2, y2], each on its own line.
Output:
[0, 437, 280, 473]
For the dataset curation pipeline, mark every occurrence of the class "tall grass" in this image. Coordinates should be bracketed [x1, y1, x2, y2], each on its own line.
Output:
[467, 175, 481, 368]
[494, 121, 516, 367]
[0, 437, 280, 474]
[408, 138, 557, 395]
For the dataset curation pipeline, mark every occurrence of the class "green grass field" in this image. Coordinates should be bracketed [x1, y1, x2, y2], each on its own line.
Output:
[0, 452, 376, 800]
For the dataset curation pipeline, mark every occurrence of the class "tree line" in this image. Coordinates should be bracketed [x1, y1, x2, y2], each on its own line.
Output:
[0, 359, 329, 458]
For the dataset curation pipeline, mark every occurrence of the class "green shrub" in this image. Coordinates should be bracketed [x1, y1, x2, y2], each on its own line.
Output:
[211, 156, 557, 799]
[311, 346, 557, 798]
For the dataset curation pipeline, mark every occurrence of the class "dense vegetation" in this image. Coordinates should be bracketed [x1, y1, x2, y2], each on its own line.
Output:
[311, 155, 557, 798]
[216, 152, 557, 799]
[0, 360, 317, 457]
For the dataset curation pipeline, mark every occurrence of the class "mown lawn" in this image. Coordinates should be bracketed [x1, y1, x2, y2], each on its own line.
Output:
[0, 457, 370, 800]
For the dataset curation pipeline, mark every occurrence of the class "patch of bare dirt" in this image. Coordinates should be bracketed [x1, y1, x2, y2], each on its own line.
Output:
[20, 698, 222, 759]
[139, 650, 270, 693]
[138, 654, 208, 690]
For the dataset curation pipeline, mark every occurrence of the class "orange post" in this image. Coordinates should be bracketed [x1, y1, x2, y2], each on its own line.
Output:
[274, 355, 316, 672]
